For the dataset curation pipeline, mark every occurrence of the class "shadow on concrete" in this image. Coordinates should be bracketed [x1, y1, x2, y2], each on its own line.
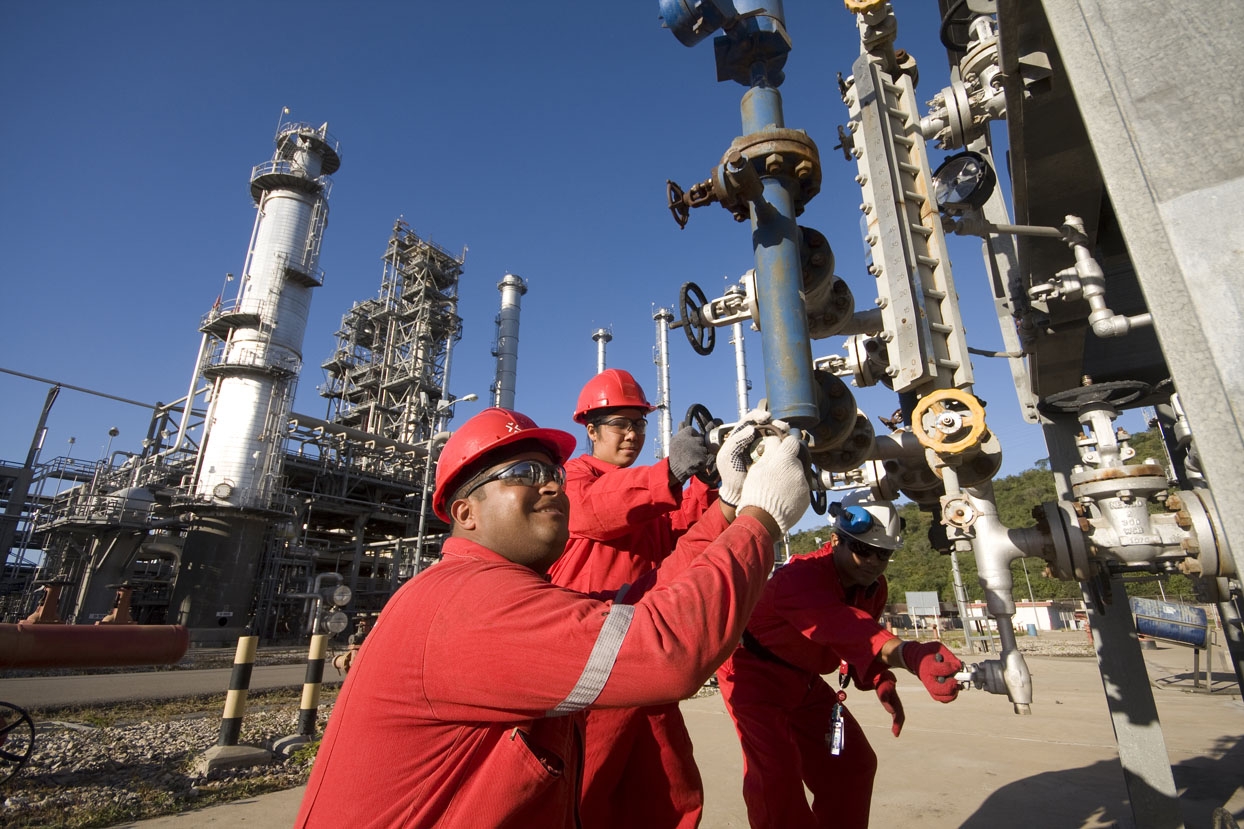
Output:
[961, 735, 1244, 829]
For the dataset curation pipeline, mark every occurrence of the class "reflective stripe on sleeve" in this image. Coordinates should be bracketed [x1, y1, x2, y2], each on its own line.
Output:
[547, 584, 635, 716]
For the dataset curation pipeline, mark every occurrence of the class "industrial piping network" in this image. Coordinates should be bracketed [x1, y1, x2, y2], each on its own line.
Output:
[658, 1, 1243, 826]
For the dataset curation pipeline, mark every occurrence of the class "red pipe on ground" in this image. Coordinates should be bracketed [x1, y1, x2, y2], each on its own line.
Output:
[0, 622, 190, 669]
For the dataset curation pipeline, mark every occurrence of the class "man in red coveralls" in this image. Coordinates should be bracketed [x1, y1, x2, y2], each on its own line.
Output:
[716, 491, 965, 829]
[548, 368, 718, 829]
[295, 406, 810, 829]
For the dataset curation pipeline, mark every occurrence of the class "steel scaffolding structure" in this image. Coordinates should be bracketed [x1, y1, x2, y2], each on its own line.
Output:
[320, 219, 465, 446]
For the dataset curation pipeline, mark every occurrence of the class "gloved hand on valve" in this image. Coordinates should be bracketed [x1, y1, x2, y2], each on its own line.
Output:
[733, 433, 810, 536]
[667, 425, 711, 486]
[901, 641, 964, 703]
[715, 409, 782, 508]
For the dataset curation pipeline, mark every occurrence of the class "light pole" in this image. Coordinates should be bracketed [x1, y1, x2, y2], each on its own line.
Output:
[411, 393, 480, 578]
[433, 393, 478, 434]
[103, 427, 119, 464]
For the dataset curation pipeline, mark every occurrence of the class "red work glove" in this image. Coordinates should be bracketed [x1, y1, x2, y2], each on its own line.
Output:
[902, 641, 963, 703]
[874, 670, 905, 737]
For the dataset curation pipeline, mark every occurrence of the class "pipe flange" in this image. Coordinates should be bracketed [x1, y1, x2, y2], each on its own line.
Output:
[1180, 488, 1233, 578]
[1043, 500, 1092, 581]
[809, 411, 875, 472]
[886, 455, 944, 507]
[719, 129, 821, 213]
[912, 389, 988, 454]
[1069, 464, 1167, 501]
[807, 370, 858, 452]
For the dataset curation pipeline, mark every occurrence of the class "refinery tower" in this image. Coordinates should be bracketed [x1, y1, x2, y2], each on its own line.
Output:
[3, 122, 483, 645]
[172, 122, 341, 639]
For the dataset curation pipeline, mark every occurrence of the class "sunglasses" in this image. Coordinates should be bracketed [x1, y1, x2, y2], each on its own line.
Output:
[596, 416, 648, 434]
[846, 538, 893, 562]
[462, 459, 566, 498]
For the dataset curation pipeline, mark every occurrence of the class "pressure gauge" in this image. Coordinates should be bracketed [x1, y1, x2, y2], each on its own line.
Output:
[324, 610, 349, 635]
[932, 151, 996, 212]
[330, 584, 353, 608]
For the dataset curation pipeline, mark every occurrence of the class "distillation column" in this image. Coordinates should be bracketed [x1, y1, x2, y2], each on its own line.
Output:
[491, 273, 526, 410]
[593, 328, 612, 374]
[174, 122, 340, 641]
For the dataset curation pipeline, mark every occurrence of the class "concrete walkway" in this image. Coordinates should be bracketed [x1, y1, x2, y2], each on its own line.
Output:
[105, 640, 1242, 828]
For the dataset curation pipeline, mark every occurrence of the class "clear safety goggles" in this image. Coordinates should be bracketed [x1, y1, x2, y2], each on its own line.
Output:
[596, 416, 648, 434]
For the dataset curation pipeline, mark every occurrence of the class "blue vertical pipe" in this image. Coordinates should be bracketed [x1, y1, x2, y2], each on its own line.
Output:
[740, 80, 817, 426]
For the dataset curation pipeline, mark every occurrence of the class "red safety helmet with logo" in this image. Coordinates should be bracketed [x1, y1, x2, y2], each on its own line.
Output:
[433, 407, 578, 522]
[572, 369, 656, 424]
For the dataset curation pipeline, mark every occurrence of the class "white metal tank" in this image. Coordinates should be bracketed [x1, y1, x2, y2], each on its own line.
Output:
[195, 122, 340, 507]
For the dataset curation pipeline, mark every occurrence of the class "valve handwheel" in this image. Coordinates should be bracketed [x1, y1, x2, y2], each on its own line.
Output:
[680, 403, 723, 486]
[667, 180, 690, 229]
[0, 701, 35, 785]
[679, 282, 715, 356]
[912, 389, 988, 455]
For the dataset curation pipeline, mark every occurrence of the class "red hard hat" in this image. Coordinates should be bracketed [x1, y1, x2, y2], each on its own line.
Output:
[572, 369, 655, 424]
[432, 407, 578, 522]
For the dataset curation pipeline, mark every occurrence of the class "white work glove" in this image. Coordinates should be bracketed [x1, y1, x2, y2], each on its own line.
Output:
[735, 433, 811, 534]
[714, 408, 780, 506]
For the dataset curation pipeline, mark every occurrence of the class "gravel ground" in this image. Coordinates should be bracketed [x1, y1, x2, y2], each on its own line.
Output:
[1, 694, 327, 829]
[0, 631, 1095, 828]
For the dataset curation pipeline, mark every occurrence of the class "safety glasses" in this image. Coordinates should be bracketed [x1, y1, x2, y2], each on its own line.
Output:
[846, 538, 893, 562]
[596, 416, 648, 434]
[463, 459, 566, 498]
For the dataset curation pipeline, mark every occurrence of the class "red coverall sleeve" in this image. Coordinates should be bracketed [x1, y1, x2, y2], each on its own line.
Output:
[421, 510, 773, 720]
[771, 579, 897, 679]
[566, 457, 682, 542]
[667, 474, 717, 535]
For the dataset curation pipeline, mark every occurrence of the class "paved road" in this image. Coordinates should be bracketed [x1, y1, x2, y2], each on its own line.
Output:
[5, 639, 1238, 828]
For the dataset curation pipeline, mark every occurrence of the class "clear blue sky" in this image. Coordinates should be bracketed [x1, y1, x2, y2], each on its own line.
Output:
[1, 1, 1065, 534]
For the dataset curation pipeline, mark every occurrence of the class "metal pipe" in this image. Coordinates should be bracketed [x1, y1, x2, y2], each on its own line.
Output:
[728, 287, 751, 419]
[964, 485, 1042, 712]
[151, 332, 210, 461]
[0, 622, 189, 669]
[653, 309, 674, 459]
[741, 82, 818, 426]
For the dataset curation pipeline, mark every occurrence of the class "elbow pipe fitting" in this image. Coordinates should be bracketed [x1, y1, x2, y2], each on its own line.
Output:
[967, 491, 1047, 617]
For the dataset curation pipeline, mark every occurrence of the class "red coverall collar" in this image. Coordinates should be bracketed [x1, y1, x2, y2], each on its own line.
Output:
[441, 536, 555, 580]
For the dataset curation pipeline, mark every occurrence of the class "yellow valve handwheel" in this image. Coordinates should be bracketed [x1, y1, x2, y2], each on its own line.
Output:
[844, 0, 887, 13]
[912, 389, 988, 455]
